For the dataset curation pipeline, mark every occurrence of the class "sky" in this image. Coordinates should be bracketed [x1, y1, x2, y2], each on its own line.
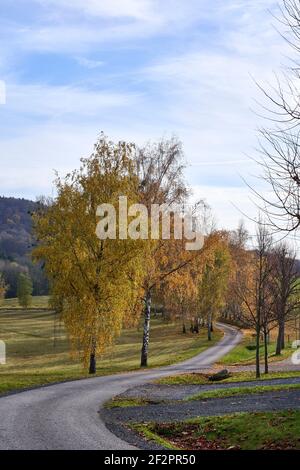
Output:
[0, 0, 292, 234]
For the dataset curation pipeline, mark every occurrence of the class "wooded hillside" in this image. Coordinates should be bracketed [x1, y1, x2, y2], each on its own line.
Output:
[0, 196, 48, 297]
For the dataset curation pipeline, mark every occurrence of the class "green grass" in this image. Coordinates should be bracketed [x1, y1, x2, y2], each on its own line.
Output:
[135, 410, 300, 450]
[131, 423, 178, 449]
[187, 383, 300, 401]
[219, 334, 292, 366]
[155, 370, 300, 385]
[131, 423, 177, 449]
[105, 397, 155, 408]
[0, 303, 222, 395]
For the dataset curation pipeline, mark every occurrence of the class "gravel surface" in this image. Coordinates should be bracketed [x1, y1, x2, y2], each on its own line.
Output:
[117, 376, 300, 401]
[102, 388, 300, 424]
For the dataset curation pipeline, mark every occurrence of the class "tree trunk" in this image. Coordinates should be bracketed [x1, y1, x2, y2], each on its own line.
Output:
[276, 320, 285, 355]
[264, 329, 268, 374]
[182, 306, 186, 334]
[140, 289, 151, 367]
[207, 314, 212, 341]
[256, 326, 260, 378]
[281, 321, 285, 349]
[276, 321, 283, 355]
[89, 338, 97, 374]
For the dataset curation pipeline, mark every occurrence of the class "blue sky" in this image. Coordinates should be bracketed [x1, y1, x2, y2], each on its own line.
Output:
[0, 0, 289, 231]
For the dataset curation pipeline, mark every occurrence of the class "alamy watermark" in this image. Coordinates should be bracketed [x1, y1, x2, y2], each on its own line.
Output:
[0, 80, 6, 105]
[95, 196, 204, 251]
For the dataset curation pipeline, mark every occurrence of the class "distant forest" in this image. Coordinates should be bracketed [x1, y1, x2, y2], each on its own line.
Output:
[0, 196, 48, 297]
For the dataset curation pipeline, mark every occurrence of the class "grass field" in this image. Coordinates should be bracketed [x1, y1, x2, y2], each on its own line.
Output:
[133, 410, 300, 450]
[0, 301, 222, 395]
[0, 296, 50, 309]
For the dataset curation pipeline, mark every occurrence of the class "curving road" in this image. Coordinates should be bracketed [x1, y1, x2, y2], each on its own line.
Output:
[0, 323, 242, 450]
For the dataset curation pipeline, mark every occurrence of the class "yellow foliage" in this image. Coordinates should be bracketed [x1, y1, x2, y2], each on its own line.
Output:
[33, 136, 146, 367]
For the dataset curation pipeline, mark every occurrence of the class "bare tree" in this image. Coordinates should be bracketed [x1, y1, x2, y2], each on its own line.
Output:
[235, 223, 274, 377]
[254, 129, 300, 232]
[254, 1, 300, 232]
[270, 242, 300, 354]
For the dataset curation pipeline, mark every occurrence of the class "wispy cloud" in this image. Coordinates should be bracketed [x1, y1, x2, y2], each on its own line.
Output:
[0, 1, 209, 54]
[6, 83, 140, 118]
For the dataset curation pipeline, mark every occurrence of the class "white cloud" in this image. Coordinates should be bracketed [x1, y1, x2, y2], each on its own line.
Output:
[5, 83, 140, 118]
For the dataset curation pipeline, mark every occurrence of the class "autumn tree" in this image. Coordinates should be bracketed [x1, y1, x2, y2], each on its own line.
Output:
[198, 237, 231, 341]
[17, 273, 33, 309]
[160, 256, 199, 334]
[139, 209, 216, 366]
[33, 135, 145, 374]
[223, 221, 250, 324]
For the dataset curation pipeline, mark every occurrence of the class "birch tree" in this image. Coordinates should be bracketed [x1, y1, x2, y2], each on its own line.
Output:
[33, 135, 145, 373]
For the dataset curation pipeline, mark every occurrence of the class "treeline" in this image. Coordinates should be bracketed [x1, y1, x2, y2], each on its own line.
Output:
[0, 197, 48, 297]
[222, 223, 300, 377]
[157, 220, 300, 378]
[32, 134, 300, 375]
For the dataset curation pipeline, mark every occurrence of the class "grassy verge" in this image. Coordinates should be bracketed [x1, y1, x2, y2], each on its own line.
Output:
[187, 383, 300, 401]
[155, 370, 300, 385]
[0, 304, 222, 395]
[133, 410, 300, 450]
[105, 397, 156, 408]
